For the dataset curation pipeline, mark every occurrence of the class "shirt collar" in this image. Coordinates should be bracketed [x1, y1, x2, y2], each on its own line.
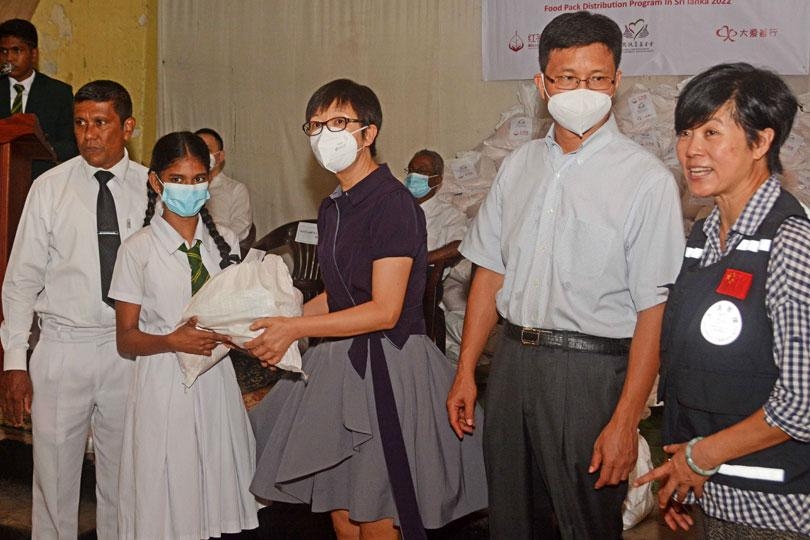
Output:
[544, 114, 617, 160]
[327, 163, 393, 207]
[8, 70, 35, 92]
[702, 175, 782, 239]
[150, 209, 208, 254]
[82, 148, 132, 185]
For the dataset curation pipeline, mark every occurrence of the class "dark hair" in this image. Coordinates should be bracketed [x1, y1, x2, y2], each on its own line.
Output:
[194, 128, 224, 151]
[74, 80, 133, 125]
[305, 78, 382, 157]
[410, 149, 444, 176]
[0, 19, 38, 48]
[675, 63, 798, 175]
[145, 131, 238, 269]
[538, 11, 622, 72]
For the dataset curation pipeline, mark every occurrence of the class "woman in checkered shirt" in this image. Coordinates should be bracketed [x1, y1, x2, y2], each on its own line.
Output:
[637, 63, 810, 538]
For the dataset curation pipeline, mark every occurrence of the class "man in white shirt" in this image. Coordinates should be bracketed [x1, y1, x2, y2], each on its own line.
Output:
[405, 149, 469, 360]
[195, 128, 253, 242]
[0, 80, 148, 539]
[447, 11, 684, 539]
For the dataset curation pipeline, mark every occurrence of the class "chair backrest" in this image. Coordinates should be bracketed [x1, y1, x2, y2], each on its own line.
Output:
[253, 219, 323, 302]
[239, 223, 257, 259]
[423, 252, 463, 353]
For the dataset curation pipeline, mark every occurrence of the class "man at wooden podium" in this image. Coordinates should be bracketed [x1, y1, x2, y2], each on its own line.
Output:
[0, 80, 147, 539]
[0, 18, 77, 178]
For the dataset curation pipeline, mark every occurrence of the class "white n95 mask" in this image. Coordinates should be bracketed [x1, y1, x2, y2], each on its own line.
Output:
[547, 88, 612, 137]
[310, 126, 367, 173]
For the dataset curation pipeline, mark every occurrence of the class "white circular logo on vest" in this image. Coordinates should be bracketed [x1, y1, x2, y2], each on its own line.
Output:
[700, 300, 742, 346]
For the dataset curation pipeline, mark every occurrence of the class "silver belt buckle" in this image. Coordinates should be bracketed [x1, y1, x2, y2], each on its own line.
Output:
[520, 327, 541, 346]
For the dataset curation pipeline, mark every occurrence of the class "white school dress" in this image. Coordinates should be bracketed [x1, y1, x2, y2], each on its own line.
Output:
[109, 210, 258, 540]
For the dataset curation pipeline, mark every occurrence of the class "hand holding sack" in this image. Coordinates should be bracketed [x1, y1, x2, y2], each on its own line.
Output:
[177, 252, 304, 387]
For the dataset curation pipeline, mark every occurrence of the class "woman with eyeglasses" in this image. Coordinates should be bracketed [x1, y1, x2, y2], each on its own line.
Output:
[245, 79, 487, 540]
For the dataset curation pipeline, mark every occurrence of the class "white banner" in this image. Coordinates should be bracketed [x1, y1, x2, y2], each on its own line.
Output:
[483, 0, 810, 80]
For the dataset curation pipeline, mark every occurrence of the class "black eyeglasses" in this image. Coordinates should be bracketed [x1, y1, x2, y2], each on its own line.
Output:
[302, 116, 364, 136]
[543, 73, 615, 91]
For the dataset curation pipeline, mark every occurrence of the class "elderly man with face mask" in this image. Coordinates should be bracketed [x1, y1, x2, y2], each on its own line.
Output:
[447, 10, 685, 539]
[404, 149, 470, 361]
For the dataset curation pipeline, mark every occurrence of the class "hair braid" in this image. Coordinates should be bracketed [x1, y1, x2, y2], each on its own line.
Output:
[200, 206, 238, 268]
[143, 180, 158, 226]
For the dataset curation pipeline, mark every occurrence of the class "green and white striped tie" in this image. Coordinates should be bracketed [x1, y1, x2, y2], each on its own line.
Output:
[11, 84, 24, 114]
[178, 240, 210, 295]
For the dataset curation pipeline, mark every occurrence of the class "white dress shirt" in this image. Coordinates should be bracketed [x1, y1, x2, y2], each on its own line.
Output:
[7, 70, 35, 111]
[461, 116, 685, 338]
[206, 172, 252, 241]
[1, 151, 149, 370]
[421, 195, 467, 252]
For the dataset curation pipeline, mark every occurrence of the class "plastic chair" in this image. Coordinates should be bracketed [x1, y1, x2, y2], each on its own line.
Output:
[423, 252, 464, 354]
[253, 219, 323, 302]
[239, 223, 257, 259]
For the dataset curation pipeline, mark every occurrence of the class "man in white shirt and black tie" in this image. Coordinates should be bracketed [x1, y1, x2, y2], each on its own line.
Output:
[0, 79, 148, 539]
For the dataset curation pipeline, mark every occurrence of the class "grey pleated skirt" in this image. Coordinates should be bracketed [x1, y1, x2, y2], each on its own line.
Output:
[249, 335, 488, 529]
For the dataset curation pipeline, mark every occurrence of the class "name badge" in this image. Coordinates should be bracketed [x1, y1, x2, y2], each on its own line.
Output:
[700, 300, 742, 346]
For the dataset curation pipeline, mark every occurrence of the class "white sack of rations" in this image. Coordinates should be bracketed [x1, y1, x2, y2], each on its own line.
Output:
[176, 252, 304, 387]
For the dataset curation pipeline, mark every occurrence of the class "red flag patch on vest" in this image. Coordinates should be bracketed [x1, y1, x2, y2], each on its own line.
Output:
[716, 268, 753, 300]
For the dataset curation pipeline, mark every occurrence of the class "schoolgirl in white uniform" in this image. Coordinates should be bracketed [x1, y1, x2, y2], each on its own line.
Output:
[109, 131, 258, 539]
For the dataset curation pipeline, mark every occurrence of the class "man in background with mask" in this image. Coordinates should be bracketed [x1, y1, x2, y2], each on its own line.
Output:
[446, 11, 684, 539]
[405, 149, 469, 361]
[1, 80, 148, 538]
[194, 128, 253, 243]
[405, 149, 466, 263]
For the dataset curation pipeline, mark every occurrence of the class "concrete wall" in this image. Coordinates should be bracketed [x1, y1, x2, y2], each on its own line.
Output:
[31, 0, 158, 164]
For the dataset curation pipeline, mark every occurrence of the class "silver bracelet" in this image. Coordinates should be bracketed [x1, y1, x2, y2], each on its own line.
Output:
[685, 436, 720, 477]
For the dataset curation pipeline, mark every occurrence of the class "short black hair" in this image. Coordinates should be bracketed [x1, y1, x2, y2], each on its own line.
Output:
[410, 149, 444, 176]
[194, 128, 224, 151]
[675, 63, 798, 175]
[0, 19, 38, 49]
[305, 78, 382, 157]
[74, 80, 133, 125]
[538, 11, 622, 72]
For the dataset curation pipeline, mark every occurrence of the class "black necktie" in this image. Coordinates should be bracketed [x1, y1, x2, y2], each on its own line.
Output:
[96, 170, 120, 308]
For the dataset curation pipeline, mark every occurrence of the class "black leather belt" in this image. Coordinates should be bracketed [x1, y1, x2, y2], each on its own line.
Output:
[505, 321, 631, 356]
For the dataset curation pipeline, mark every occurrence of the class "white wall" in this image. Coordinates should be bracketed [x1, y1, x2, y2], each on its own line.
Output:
[158, 1, 810, 237]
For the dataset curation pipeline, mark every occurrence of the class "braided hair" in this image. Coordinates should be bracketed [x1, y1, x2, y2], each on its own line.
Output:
[145, 131, 238, 269]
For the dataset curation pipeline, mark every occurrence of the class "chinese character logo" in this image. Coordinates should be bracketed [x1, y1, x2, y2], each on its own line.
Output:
[623, 19, 649, 40]
[508, 30, 524, 52]
[716, 25, 738, 42]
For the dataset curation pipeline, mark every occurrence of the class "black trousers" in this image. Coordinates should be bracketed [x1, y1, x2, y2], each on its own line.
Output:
[483, 334, 629, 540]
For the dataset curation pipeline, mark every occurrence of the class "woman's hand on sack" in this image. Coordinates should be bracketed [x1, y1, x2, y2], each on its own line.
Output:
[168, 317, 232, 356]
[245, 317, 298, 367]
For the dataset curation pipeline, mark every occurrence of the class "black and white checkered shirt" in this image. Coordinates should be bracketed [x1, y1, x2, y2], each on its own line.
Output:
[690, 176, 810, 534]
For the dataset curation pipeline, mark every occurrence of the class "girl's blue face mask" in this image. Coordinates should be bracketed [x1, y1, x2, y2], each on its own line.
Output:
[157, 176, 210, 217]
[404, 172, 439, 198]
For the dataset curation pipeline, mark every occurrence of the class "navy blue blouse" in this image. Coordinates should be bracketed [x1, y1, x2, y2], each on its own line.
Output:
[317, 163, 428, 342]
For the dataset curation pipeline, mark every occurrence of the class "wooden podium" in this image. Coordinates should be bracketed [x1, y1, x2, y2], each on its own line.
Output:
[0, 114, 57, 371]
